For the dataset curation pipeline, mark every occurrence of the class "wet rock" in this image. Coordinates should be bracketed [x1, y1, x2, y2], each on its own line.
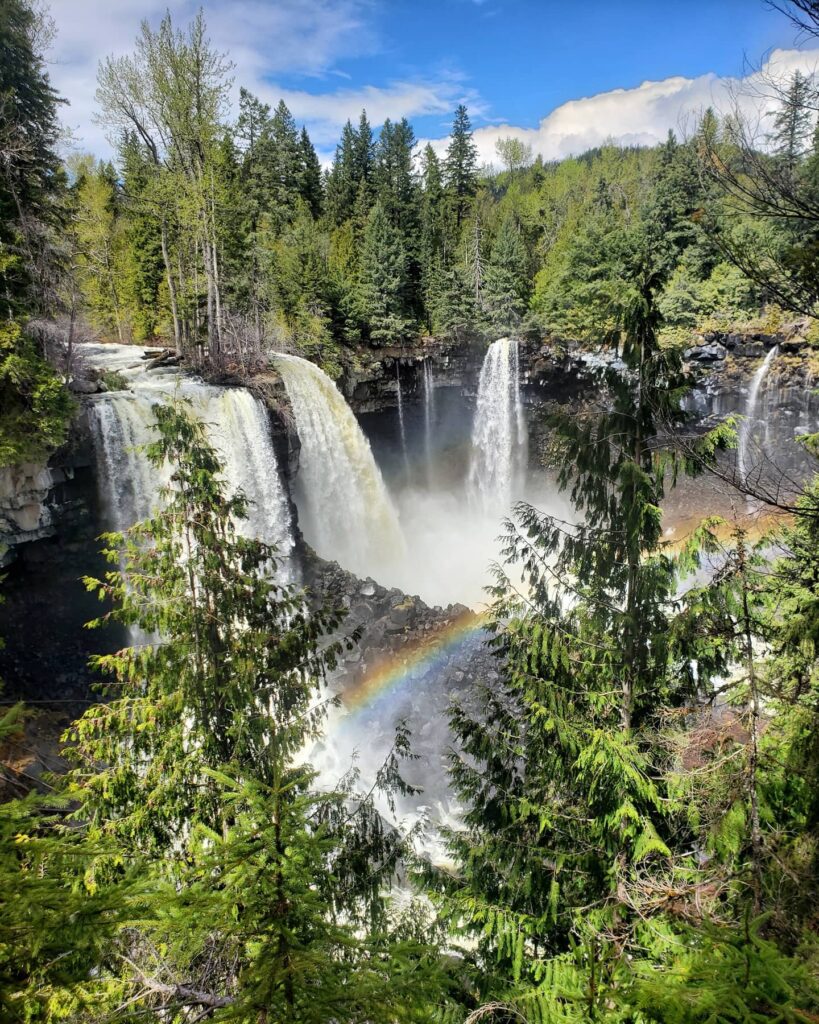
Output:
[68, 377, 101, 394]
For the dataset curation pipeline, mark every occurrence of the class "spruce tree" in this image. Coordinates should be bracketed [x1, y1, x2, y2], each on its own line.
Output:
[0, 0, 71, 467]
[326, 119, 359, 225]
[420, 143, 446, 320]
[770, 70, 815, 173]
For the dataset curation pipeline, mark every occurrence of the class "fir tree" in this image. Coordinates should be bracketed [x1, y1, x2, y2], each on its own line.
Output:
[270, 98, 302, 219]
[326, 119, 359, 225]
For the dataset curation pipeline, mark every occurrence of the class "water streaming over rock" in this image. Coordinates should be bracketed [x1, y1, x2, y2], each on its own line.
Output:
[737, 345, 778, 494]
[467, 338, 527, 514]
[273, 353, 405, 579]
[423, 358, 436, 487]
[394, 361, 410, 479]
[83, 344, 294, 565]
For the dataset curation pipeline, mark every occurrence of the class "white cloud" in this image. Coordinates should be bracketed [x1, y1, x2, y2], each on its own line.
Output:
[46, 0, 380, 154]
[421, 48, 819, 169]
[45, 1, 819, 175]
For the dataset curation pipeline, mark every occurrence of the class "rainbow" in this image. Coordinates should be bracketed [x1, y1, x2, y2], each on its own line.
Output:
[341, 608, 491, 717]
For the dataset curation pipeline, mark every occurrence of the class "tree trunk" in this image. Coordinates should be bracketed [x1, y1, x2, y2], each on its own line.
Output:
[738, 533, 764, 912]
[160, 217, 181, 355]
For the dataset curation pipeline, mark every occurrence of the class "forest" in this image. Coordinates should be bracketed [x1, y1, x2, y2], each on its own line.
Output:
[1, 0, 819, 1022]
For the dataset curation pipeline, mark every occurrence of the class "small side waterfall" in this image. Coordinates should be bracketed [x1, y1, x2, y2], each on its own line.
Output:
[86, 346, 294, 567]
[274, 354, 404, 578]
[737, 345, 778, 493]
[395, 361, 410, 479]
[467, 338, 527, 514]
[423, 359, 435, 487]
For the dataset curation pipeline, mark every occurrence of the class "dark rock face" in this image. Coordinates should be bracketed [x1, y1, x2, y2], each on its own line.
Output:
[338, 337, 487, 414]
[0, 422, 123, 708]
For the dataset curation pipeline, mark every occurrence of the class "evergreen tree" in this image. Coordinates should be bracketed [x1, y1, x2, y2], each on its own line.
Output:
[326, 119, 359, 225]
[298, 125, 323, 217]
[353, 108, 375, 193]
[65, 402, 446, 1021]
[0, 0, 71, 468]
[270, 98, 302, 219]
[482, 212, 530, 331]
[357, 199, 414, 345]
[770, 70, 815, 172]
[444, 104, 478, 230]
[433, 249, 713, 1019]
[118, 133, 166, 340]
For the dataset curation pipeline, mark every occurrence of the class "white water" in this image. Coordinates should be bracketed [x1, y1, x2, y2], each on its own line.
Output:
[395, 361, 410, 479]
[273, 353, 405, 580]
[737, 346, 778, 494]
[83, 344, 294, 564]
[467, 338, 527, 515]
[423, 359, 435, 488]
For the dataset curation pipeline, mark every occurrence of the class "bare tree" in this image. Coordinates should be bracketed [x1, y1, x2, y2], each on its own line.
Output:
[767, 0, 819, 38]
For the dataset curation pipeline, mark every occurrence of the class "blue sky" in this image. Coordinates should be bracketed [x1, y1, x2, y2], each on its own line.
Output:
[48, 0, 819, 163]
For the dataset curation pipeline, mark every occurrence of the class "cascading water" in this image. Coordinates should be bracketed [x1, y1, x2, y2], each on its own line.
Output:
[84, 344, 294, 567]
[737, 345, 778, 496]
[467, 337, 527, 514]
[423, 358, 435, 487]
[395, 361, 410, 480]
[273, 353, 404, 579]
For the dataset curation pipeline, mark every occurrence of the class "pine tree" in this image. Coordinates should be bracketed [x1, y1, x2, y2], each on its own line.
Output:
[444, 104, 478, 231]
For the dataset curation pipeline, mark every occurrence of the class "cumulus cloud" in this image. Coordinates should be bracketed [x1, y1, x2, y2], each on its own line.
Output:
[44, 0, 819, 173]
[421, 48, 819, 169]
[47, 0, 380, 154]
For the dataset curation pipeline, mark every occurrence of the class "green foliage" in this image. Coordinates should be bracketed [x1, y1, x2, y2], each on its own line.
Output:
[56, 401, 447, 1021]
[357, 200, 416, 345]
[433, 244, 819, 1020]
[0, 319, 72, 467]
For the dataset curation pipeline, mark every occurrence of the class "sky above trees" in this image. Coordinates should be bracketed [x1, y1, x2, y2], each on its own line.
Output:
[47, 0, 819, 164]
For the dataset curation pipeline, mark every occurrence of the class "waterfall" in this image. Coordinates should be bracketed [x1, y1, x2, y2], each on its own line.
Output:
[737, 345, 778, 493]
[85, 347, 294, 567]
[423, 359, 435, 488]
[467, 338, 527, 514]
[395, 361, 410, 480]
[274, 354, 404, 578]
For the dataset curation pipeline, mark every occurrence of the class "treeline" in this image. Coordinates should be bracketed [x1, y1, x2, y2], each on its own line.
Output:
[66, 10, 819, 372]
